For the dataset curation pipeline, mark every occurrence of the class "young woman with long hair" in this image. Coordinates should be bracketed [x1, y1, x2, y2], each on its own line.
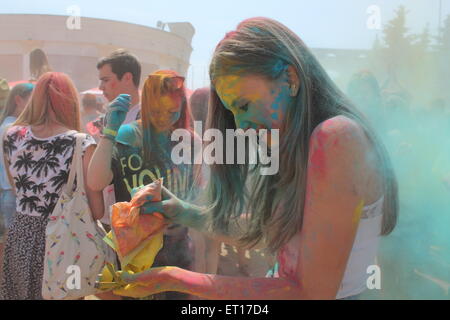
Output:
[0, 72, 103, 299]
[88, 70, 206, 299]
[112, 17, 398, 300]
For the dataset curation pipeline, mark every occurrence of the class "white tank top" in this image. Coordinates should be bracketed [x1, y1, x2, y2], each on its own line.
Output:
[336, 196, 384, 299]
[269, 196, 384, 299]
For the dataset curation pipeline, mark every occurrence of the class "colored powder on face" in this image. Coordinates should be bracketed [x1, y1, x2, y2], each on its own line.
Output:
[159, 95, 179, 111]
[147, 95, 182, 131]
[216, 74, 292, 132]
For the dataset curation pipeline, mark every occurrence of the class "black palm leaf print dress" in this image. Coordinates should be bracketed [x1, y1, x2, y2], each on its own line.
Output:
[0, 126, 95, 300]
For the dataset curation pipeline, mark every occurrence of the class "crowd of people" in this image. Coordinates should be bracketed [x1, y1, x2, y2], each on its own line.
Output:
[0, 17, 403, 300]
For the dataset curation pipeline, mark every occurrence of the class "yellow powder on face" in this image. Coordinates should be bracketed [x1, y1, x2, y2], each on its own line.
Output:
[214, 75, 242, 110]
[215, 75, 267, 111]
[147, 95, 180, 130]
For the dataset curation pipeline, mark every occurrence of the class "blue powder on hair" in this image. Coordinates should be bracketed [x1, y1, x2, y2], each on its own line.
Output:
[272, 60, 286, 77]
[250, 26, 263, 34]
[24, 83, 34, 90]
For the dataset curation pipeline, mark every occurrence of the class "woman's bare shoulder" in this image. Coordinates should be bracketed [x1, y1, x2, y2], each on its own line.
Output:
[308, 115, 382, 201]
[310, 115, 369, 153]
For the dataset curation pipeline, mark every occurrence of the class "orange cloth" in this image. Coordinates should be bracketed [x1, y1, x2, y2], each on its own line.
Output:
[111, 179, 166, 260]
[97, 179, 167, 295]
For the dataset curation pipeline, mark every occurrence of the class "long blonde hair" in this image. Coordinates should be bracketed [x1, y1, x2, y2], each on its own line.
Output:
[207, 17, 398, 252]
[15, 72, 81, 131]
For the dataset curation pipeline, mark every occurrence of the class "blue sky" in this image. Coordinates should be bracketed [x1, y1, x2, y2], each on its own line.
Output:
[1, 0, 448, 88]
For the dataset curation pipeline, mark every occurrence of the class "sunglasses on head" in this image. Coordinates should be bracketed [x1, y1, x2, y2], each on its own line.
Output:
[149, 74, 185, 91]
[164, 76, 185, 91]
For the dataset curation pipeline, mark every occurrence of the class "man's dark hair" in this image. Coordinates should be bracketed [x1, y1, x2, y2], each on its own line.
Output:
[97, 49, 141, 88]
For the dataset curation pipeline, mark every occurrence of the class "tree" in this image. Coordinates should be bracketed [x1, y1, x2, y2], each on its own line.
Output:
[37, 202, 56, 219]
[14, 174, 34, 193]
[43, 190, 59, 203]
[383, 6, 412, 55]
[409, 24, 434, 105]
[13, 152, 36, 173]
[414, 24, 431, 52]
[50, 170, 69, 191]
[19, 195, 40, 212]
[382, 6, 415, 88]
[31, 156, 59, 178]
[50, 137, 75, 157]
[368, 34, 385, 82]
[3, 134, 17, 156]
[31, 182, 46, 194]
[24, 138, 46, 152]
[434, 14, 450, 103]
[435, 14, 450, 54]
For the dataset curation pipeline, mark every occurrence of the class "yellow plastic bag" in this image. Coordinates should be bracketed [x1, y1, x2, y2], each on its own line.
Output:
[99, 232, 163, 296]
[97, 179, 167, 296]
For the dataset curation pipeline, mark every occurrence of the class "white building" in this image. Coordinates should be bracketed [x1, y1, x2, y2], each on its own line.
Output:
[0, 14, 195, 91]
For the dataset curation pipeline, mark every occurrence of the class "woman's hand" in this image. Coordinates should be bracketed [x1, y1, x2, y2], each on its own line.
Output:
[96, 264, 173, 298]
[103, 94, 131, 139]
[136, 184, 205, 230]
[115, 267, 173, 298]
[138, 185, 185, 221]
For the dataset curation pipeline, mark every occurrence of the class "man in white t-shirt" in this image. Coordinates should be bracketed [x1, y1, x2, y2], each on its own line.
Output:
[97, 49, 141, 121]
[96, 49, 142, 227]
